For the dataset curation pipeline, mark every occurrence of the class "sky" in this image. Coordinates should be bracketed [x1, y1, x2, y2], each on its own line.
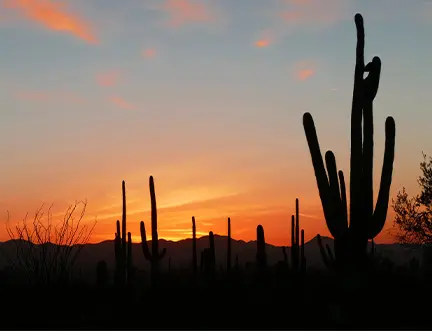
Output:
[0, 0, 431, 246]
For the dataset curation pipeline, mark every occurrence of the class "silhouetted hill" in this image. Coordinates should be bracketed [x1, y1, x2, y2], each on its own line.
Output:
[0, 235, 420, 283]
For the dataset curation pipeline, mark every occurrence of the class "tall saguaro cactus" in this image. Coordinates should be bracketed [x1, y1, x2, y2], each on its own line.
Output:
[303, 14, 396, 269]
[140, 176, 167, 285]
[227, 217, 232, 271]
[114, 180, 133, 286]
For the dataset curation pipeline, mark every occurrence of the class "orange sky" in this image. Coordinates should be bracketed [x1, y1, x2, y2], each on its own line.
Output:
[1, 0, 430, 246]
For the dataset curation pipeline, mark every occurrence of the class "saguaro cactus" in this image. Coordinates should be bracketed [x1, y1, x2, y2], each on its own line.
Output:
[227, 217, 232, 271]
[303, 13, 395, 270]
[256, 225, 267, 269]
[114, 180, 133, 286]
[290, 198, 305, 272]
[192, 216, 198, 276]
[140, 176, 166, 285]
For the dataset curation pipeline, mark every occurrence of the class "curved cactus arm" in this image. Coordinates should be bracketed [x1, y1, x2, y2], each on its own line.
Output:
[364, 57, 382, 102]
[140, 221, 152, 261]
[303, 114, 333, 218]
[158, 248, 167, 260]
[368, 116, 396, 239]
[324, 151, 347, 236]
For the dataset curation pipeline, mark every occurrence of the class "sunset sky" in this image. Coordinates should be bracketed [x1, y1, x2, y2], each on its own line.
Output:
[0, 0, 431, 245]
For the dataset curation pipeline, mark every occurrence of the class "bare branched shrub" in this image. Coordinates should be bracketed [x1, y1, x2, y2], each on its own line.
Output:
[4, 200, 96, 285]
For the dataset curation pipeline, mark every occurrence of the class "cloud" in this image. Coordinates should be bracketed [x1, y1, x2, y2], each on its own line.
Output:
[158, 0, 217, 27]
[279, 0, 349, 28]
[15, 90, 87, 104]
[293, 60, 316, 80]
[2, 0, 98, 44]
[15, 90, 51, 102]
[142, 47, 156, 58]
[96, 71, 120, 87]
[254, 29, 274, 48]
[108, 96, 135, 110]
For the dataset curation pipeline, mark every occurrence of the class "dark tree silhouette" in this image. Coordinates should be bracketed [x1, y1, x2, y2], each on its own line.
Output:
[392, 153, 432, 246]
[3, 200, 96, 285]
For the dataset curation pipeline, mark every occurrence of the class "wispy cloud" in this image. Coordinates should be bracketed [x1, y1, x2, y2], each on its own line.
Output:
[15, 90, 87, 104]
[108, 96, 135, 110]
[2, 0, 98, 44]
[96, 71, 120, 87]
[157, 0, 217, 27]
[279, 0, 350, 28]
[142, 47, 156, 58]
[254, 29, 274, 48]
[15, 90, 51, 102]
[293, 60, 316, 81]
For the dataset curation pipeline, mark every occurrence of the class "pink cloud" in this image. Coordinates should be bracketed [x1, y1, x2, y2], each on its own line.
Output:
[293, 60, 316, 81]
[160, 0, 216, 27]
[254, 29, 275, 48]
[96, 71, 120, 87]
[15, 90, 51, 101]
[142, 47, 156, 58]
[280, 0, 349, 27]
[109, 96, 135, 110]
[2, 0, 98, 44]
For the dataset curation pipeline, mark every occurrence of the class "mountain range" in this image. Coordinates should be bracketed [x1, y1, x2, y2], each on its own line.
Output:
[0, 235, 421, 283]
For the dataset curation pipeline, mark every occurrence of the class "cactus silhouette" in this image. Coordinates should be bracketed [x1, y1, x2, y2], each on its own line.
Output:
[290, 198, 305, 272]
[202, 231, 216, 280]
[192, 216, 198, 277]
[256, 224, 267, 269]
[303, 13, 395, 270]
[140, 176, 166, 286]
[227, 217, 232, 271]
[114, 180, 133, 286]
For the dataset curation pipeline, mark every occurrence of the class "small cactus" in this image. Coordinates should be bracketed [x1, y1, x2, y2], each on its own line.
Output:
[114, 180, 133, 286]
[256, 225, 267, 269]
[192, 216, 197, 276]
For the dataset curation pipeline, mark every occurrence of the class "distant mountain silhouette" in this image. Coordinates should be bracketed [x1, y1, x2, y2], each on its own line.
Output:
[0, 235, 419, 283]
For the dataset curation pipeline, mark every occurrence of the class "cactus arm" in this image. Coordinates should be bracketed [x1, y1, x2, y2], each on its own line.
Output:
[324, 152, 347, 237]
[140, 221, 152, 260]
[303, 113, 333, 222]
[368, 117, 396, 238]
